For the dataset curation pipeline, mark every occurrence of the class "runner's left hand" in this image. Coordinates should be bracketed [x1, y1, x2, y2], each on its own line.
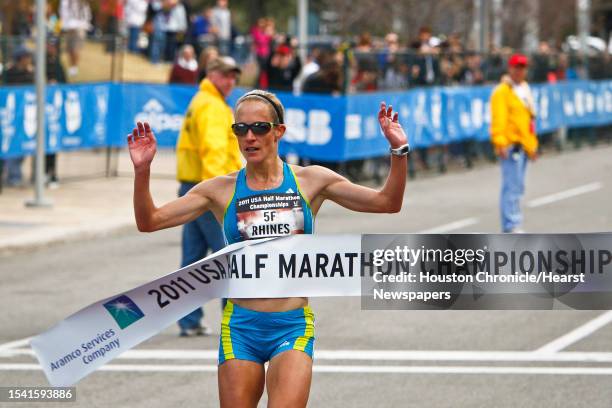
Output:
[378, 102, 408, 149]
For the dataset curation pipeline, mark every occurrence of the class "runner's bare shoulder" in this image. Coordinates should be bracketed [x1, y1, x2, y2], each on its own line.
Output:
[289, 163, 327, 178]
[290, 163, 344, 185]
[288, 164, 344, 207]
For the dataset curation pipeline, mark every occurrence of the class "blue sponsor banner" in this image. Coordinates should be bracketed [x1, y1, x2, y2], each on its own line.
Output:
[112, 85, 347, 161]
[444, 85, 491, 142]
[553, 80, 612, 128]
[111, 83, 197, 148]
[0, 83, 110, 158]
[1, 80, 612, 160]
[344, 88, 448, 157]
[273, 90, 346, 161]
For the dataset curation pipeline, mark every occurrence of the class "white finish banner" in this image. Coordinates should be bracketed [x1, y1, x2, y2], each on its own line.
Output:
[33, 232, 611, 386]
[30, 235, 362, 387]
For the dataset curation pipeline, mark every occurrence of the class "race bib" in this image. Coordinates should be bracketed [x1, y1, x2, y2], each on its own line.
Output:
[236, 193, 305, 240]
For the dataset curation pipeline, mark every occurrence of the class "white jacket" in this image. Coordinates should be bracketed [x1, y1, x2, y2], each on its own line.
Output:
[165, 3, 188, 33]
[125, 0, 149, 28]
[60, 0, 91, 31]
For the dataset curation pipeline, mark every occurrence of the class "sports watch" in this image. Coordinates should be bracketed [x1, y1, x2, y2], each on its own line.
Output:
[389, 143, 410, 156]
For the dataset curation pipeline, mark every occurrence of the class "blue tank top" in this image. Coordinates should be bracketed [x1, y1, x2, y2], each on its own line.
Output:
[223, 162, 314, 244]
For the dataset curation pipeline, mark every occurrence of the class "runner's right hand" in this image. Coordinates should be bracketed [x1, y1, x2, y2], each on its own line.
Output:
[127, 122, 157, 170]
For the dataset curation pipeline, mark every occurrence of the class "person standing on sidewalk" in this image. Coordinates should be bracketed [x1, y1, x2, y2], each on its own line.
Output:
[3, 47, 34, 187]
[59, 0, 91, 77]
[490, 53, 538, 233]
[125, 0, 149, 53]
[45, 38, 67, 188]
[175, 56, 242, 336]
[211, 0, 231, 56]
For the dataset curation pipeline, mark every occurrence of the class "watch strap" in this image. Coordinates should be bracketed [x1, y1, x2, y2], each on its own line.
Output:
[389, 143, 410, 156]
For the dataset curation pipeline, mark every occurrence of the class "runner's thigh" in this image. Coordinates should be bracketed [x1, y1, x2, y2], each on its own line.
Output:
[266, 349, 313, 408]
[218, 359, 265, 408]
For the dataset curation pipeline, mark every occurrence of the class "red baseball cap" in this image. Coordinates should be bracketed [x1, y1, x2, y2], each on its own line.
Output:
[508, 53, 529, 67]
[276, 45, 292, 55]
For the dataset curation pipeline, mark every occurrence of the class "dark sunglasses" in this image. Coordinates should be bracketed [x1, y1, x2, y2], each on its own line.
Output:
[231, 122, 278, 137]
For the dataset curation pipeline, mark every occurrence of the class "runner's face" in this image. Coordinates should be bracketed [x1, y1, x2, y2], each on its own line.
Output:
[234, 101, 284, 164]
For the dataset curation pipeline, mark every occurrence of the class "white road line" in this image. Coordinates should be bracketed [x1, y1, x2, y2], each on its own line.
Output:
[314, 366, 612, 375]
[0, 337, 31, 351]
[317, 351, 612, 363]
[1, 363, 612, 375]
[4, 349, 612, 363]
[417, 217, 479, 234]
[527, 182, 603, 208]
[535, 311, 612, 354]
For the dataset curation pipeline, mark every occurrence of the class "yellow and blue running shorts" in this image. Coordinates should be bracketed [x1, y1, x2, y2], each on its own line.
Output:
[218, 300, 315, 365]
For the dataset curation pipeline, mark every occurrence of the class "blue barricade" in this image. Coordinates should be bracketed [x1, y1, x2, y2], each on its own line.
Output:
[1, 80, 611, 160]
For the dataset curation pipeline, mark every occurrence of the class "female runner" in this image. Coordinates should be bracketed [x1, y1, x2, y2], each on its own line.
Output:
[128, 90, 408, 407]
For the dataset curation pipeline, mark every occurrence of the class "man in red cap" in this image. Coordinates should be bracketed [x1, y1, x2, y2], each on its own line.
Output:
[489, 53, 538, 233]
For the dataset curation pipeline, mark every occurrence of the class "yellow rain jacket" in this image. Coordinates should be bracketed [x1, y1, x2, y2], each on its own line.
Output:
[489, 76, 538, 158]
[176, 79, 242, 183]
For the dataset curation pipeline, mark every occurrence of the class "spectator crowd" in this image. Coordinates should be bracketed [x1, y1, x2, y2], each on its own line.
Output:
[3, 0, 609, 91]
[1, 0, 611, 187]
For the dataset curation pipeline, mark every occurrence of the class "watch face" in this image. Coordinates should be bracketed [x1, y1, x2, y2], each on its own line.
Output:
[391, 145, 410, 155]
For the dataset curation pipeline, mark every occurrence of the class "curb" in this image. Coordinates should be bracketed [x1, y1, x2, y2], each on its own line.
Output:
[0, 220, 137, 257]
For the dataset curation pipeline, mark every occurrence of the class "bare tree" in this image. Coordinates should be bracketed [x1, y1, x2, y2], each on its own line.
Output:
[319, 0, 583, 51]
[539, 0, 576, 48]
[320, 0, 475, 44]
[499, 0, 576, 50]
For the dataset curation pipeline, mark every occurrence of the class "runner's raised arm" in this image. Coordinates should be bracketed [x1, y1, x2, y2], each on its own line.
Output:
[128, 122, 213, 232]
[298, 102, 408, 214]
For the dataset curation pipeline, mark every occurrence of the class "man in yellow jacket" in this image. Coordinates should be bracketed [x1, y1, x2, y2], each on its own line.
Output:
[490, 53, 538, 233]
[175, 56, 242, 336]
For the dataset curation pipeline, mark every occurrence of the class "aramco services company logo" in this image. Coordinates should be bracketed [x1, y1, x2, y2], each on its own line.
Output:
[103, 295, 145, 329]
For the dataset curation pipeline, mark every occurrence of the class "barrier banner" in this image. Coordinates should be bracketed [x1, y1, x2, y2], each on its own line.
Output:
[30, 233, 612, 386]
[2, 81, 612, 161]
[0, 84, 110, 158]
[111, 83, 197, 148]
